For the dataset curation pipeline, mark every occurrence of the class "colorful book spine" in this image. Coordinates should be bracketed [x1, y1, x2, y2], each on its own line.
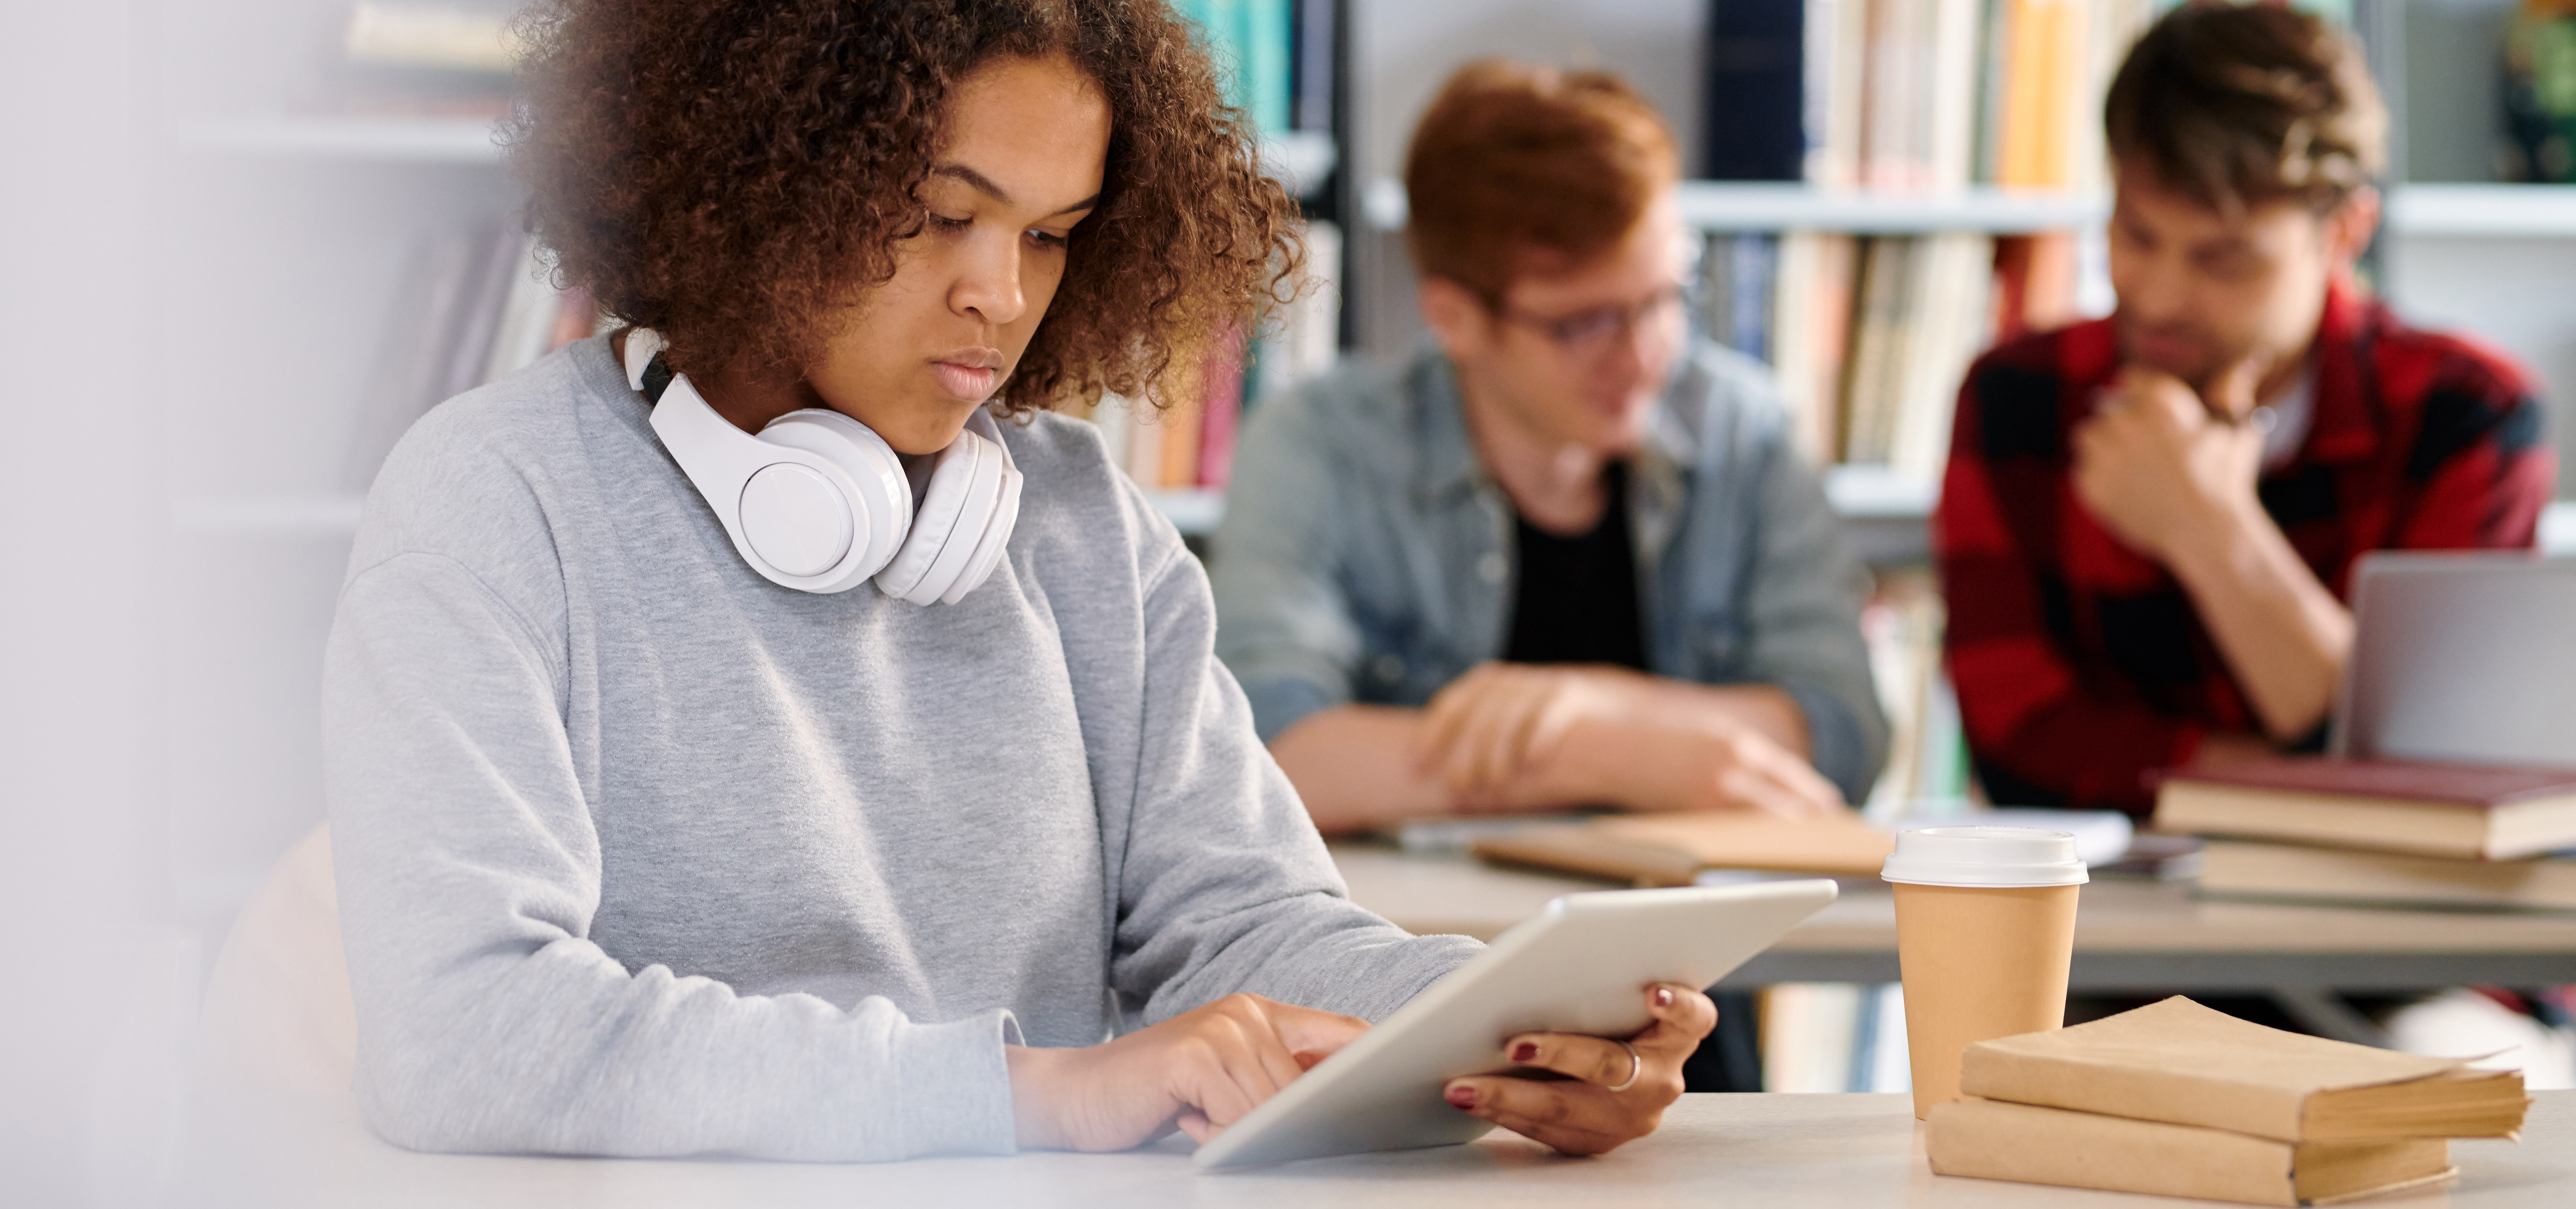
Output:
[1700, 0, 1808, 181]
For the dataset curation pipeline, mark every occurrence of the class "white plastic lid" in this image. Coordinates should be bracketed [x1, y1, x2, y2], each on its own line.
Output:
[1881, 826, 2090, 888]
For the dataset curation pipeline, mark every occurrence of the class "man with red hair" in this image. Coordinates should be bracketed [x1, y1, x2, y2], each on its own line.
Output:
[1213, 61, 1884, 832]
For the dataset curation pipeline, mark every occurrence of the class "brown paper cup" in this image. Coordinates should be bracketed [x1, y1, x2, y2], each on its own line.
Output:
[1893, 880, 2080, 1118]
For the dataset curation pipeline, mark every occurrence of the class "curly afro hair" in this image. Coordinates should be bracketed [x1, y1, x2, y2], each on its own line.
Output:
[505, 0, 1301, 414]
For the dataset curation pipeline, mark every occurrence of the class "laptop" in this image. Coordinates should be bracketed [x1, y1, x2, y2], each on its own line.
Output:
[2332, 552, 2576, 767]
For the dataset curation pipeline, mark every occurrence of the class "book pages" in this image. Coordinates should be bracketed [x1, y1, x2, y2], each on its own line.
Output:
[1961, 996, 2472, 1141]
[1930, 1097, 2454, 1207]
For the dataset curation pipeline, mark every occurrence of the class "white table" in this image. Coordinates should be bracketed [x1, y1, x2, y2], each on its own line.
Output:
[188, 1088, 2576, 1207]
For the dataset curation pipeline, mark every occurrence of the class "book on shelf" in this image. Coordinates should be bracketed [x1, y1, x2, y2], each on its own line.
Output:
[1699, 0, 1808, 181]
[347, 224, 599, 488]
[1957, 996, 2531, 1142]
[1768, 231, 1859, 464]
[1930, 1097, 2456, 1207]
[2198, 838, 2576, 914]
[2152, 757, 2576, 861]
[1693, 228, 1996, 484]
[1708, 0, 2153, 195]
[1858, 569, 1967, 814]
[1290, 0, 1336, 136]
[1761, 982, 1910, 1093]
[2506, 4, 2576, 184]
[1172, 0, 1292, 134]
[1697, 233, 1780, 363]
[1084, 219, 1339, 495]
[1988, 228, 2081, 342]
[325, 3, 517, 119]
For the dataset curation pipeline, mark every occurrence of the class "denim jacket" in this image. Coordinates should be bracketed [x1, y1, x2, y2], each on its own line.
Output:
[1209, 341, 1889, 803]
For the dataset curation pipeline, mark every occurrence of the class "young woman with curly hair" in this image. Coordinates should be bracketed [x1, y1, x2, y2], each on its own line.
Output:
[320, 0, 1709, 1165]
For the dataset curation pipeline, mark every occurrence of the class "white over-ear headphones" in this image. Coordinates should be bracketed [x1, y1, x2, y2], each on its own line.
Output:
[625, 328, 1022, 602]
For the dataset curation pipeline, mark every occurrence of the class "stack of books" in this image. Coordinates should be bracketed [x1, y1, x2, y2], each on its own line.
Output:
[2152, 757, 2576, 913]
[1930, 997, 2530, 1206]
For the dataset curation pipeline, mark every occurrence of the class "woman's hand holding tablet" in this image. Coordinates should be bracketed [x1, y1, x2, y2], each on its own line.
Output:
[1440, 981, 1715, 1155]
[1006, 983, 1714, 1157]
[1005, 984, 1714, 1157]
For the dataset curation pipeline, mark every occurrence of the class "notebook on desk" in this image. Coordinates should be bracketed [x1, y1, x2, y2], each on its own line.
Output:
[1469, 808, 2140, 887]
[1471, 810, 1897, 886]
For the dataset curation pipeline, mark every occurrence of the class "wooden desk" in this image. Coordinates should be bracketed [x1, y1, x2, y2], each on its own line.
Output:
[1333, 840, 2576, 993]
[194, 1088, 2576, 1207]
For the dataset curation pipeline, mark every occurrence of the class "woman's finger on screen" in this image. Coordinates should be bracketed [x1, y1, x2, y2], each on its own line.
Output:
[1271, 1002, 1370, 1062]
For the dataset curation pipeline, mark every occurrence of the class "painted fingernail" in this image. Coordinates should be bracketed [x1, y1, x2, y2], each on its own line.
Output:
[1653, 987, 1675, 1008]
[1509, 1041, 1538, 1063]
[1445, 1083, 1477, 1109]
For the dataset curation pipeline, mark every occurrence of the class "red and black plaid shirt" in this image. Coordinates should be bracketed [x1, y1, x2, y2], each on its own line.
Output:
[1936, 280, 2557, 814]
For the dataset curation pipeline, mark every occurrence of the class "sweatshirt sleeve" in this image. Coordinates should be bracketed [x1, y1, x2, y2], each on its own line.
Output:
[1734, 422, 1891, 804]
[324, 549, 1018, 1160]
[1108, 536, 1482, 1025]
[1208, 385, 1365, 742]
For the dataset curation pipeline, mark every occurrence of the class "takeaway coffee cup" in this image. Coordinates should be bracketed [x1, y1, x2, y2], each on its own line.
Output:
[1883, 826, 2087, 1119]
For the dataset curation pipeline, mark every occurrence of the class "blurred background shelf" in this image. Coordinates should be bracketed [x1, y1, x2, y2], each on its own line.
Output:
[171, 116, 1342, 196]
[1676, 184, 2107, 234]
[1141, 487, 1227, 538]
[172, 494, 368, 536]
[172, 115, 504, 162]
[1671, 182, 2576, 237]
[2384, 184, 2576, 237]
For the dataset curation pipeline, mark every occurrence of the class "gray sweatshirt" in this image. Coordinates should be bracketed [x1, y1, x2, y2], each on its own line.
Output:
[322, 336, 1479, 1161]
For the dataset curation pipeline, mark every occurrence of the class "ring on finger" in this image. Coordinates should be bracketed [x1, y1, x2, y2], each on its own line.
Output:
[1607, 1040, 1641, 1093]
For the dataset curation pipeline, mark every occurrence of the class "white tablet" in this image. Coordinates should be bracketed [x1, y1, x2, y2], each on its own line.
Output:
[1192, 878, 1838, 1169]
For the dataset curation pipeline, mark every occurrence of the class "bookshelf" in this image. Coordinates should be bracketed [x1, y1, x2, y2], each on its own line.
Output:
[169, 114, 1342, 194]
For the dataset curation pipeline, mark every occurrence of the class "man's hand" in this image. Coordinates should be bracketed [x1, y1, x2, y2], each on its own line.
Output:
[1416, 663, 1637, 801]
[2070, 355, 2353, 740]
[1442, 982, 1714, 1156]
[2071, 361, 2266, 563]
[1417, 663, 1841, 819]
[1007, 994, 1367, 1151]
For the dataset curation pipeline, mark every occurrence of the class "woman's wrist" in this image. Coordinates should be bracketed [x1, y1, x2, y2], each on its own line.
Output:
[1004, 1044, 1071, 1150]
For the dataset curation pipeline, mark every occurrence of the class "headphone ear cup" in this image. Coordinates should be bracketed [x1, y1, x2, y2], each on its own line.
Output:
[875, 425, 1005, 605]
[939, 462, 1022, 604]
[756, 409, 911, 581]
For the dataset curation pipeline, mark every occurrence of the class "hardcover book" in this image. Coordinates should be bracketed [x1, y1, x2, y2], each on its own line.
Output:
[1930, 1096, 2455, 1207]
[2153, 757, 2576, 861]
[1958, 996, 2530, 1143]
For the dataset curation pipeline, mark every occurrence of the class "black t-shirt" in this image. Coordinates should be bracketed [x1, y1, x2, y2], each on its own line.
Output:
[1500, 461, 1649, 670]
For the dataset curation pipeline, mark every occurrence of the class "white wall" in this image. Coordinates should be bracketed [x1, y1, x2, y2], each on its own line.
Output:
[1, 1, 183, 1199]
[2386, 235, 2576, 494]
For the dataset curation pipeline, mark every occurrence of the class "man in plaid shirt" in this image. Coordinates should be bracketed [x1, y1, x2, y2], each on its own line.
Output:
[1937, 3, 2556, 815]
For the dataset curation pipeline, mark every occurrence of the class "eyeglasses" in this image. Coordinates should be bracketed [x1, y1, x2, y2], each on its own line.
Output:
[1491, 282, 1690, 355]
